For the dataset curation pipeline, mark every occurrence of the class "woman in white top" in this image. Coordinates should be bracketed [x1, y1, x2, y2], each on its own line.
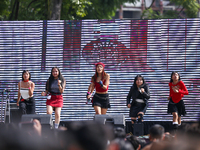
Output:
[17, 70, 35, 114]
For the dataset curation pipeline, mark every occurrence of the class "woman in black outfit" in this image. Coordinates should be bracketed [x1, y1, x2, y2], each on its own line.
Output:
[127, 75, 150, 132]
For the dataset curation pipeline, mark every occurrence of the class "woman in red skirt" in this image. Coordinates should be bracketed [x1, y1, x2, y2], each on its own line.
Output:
[41, 67, 66, 129]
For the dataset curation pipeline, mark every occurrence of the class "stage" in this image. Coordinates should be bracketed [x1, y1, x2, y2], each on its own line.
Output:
[4, 108, 198, 136]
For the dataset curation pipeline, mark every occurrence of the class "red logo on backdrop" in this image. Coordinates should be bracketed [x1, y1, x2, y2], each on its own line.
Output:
[82, 38, 152, 71]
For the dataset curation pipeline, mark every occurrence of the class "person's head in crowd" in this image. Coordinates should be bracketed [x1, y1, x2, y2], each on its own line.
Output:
[65, 121, 113, 150]
[174, 122, 200, 150]
[163, 132, 174, 142]
[176, 122, 200, 137]
[0, 123, 45, 150]
[0, 121, 63, 150]
[126, 135, 147, 150]
[113, 127, 126, 139]
[149, 124, 165, 142]
[108, 138, 135, 150]
[149, 141, 172, 150]
[19, 119, 42, 137]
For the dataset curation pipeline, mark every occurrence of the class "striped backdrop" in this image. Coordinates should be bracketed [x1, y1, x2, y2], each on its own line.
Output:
[0, 19, 200, 123]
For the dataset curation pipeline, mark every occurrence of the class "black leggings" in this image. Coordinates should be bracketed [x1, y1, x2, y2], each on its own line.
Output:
[19, 96, 35, 114]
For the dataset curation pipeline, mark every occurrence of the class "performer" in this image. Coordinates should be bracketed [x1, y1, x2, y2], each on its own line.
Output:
[87, 62, 110, 115]
[17, 70, 35, 115]
[127, 75, 150, 132]
[167, 71, 188, 129]
[41, 67, 66, 129]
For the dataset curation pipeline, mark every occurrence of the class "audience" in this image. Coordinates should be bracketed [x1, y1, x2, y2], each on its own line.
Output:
[0, 120, 200, 150]
[141, 124, 165, 150]
[126, 135, 147, 150]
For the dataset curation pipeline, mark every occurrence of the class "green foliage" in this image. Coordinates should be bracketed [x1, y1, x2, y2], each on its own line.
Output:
[0, 0, 139, 20]
[170, 0, 200, 18]
[0, 0, 199, 20]
[162, 10, 179, 19]
[18, 0, 48, 20]
[141, 8, 180, 19]
[142, 0, 200, 19]
[141, 8, 161, 19]
[83, 0, 139, 19]
[0, 0, 11, 20]
[61, 0, 92, 20]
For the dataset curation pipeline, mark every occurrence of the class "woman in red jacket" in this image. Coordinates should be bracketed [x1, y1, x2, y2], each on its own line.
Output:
[167, 71, 189, 129]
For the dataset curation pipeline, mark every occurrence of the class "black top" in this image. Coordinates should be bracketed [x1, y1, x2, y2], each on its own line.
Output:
[126, 84, 150, 106]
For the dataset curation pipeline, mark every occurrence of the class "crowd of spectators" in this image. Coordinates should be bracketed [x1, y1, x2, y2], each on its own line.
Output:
[0, 119, 199, 150]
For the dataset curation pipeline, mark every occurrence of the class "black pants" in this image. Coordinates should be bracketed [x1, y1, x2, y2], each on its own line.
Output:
[19, 96, 35, 114]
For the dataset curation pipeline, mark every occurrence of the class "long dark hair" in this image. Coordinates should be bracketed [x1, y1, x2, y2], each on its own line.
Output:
[92, 63, 106, 82]
[170, 71, 181, 83]
[133, 75, 146, 89]
[22, 70, 31, 81]
[48, 67, 65, 87]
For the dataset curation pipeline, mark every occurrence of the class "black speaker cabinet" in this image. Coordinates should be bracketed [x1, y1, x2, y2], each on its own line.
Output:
[134, 123, 144, 136]
[9, 109, 21, 124]
[21, 114, 53, 128]
[94, 114, 125, 129]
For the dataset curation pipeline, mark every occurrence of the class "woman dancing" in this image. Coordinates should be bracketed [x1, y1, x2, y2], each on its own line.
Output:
[41, 67, 66, 129]
[17, 70, 35, 115]
[127, 75, 150, 133]
[87, 62, 110, 115]
[168, 71, 188, 129]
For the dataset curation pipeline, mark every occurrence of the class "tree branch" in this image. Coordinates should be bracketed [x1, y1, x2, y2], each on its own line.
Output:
[27, 0, 38, 9]
[9, 0, 17, 20]
[178, 7, 185, 17]
[145, 0, 156, 10]
[14, 0, 19, 20]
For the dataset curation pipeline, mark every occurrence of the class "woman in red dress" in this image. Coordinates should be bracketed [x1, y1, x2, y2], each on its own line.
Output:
[41, 67, 66, 129]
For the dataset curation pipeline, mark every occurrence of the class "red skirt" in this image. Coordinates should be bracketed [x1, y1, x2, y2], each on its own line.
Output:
[46, 94, 63, 108]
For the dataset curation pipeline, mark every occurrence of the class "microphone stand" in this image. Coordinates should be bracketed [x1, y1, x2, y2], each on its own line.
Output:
[6, 91, 10, 123]
[1, 90, 3, 123]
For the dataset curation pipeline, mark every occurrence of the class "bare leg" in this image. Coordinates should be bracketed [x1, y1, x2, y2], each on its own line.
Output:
[172, 112, 178, 123]
[94, 106, 101, 114]
[101, 108, 108, 114]
[137, 112, 144, 122]
[47, 105, 53, 114]
[130, 117, 137, 134]
[178, 116, 181, 125]
[54, 107, 62, 124]
[172, 112, 178, 129]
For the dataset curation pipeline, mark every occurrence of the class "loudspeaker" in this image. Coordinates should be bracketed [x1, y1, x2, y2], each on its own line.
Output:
[9, 109, 21, 124]
[21, 114, 53, 128]
[134, 123, 144, 136]
[94, 114, 125, 129]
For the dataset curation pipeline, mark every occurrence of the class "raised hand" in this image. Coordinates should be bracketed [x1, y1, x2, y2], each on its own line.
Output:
[172, 86, 179, 93]
[99, 80, 103, 87]
[58, 79, 62, 86]
[28, 81, 31, 90]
